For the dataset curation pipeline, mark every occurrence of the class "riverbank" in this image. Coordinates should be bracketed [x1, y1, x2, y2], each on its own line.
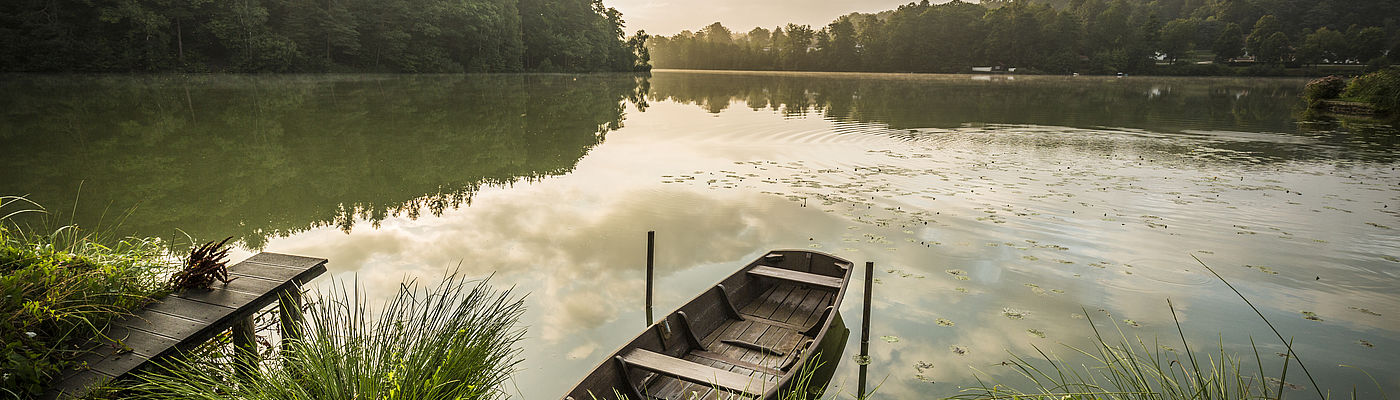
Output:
[0, 197, 172, 397]
[1304, 67, 1400, 120]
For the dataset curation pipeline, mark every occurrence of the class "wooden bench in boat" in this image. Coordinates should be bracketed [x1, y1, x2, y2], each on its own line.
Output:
[620, 349, 769, 397]
[45, 252, 327, 399]
[746, 266, 842, 289]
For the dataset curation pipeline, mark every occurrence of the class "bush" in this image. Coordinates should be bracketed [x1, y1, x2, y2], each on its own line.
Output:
[1342, 67, 1400, 115]
[1303, 75, 1347, 106]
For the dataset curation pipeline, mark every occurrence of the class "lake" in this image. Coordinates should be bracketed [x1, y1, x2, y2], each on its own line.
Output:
[2, 70, 1396, 398]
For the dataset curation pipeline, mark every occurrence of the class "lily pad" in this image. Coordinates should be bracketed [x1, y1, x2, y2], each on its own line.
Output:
[1348, 306, 1382, 316]
[881, 335, 901, 343]
[936, 318, 955, 327]
[1301, 311, 1323, 321]
[914, 361, 933, 372]
[1002, 308, 1028, 320]
[853, 355, 871, 365]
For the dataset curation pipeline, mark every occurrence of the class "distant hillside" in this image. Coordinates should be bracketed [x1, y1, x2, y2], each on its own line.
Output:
[648, 0, 1400, 75]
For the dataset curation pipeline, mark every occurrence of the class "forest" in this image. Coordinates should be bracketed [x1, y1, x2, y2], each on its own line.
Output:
[648, 0, 1400, 75]
[0, 0, 651, 73]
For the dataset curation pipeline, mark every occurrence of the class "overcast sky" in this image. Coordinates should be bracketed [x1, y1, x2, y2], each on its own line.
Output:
[607, 0, 917, 36]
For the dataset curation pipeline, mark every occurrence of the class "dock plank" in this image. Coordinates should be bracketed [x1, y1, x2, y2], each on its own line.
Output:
[46, 252, 326, 399]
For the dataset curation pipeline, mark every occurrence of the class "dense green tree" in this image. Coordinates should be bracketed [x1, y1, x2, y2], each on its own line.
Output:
[1346, 26, 1388, 63]
[645, 0, 1391, 75]
[0, 0, 642, 72]
[1244, 15, 1283, 59]
[1213, 22, 1246, 61]
[1298, 27, 1346, 64]
[1159, 18, 1197, 63]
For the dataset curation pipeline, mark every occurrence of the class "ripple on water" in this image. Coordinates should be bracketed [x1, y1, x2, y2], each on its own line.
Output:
[1094, 257, 1217, 293]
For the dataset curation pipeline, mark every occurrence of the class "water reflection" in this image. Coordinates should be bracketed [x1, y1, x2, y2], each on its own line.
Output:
[646, 70, 1400, 163]
[0, 74, 647, 247]
[2, 71, 1397, 398]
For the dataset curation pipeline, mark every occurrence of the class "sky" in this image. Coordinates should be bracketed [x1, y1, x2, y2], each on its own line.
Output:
[606, 0, 918, 36]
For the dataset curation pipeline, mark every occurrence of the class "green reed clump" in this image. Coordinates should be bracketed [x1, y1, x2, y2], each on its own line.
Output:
[948, 258, 1371, 400]
[0, 196, 173, 397]
[129, 272, 527, 400]
[951, 306, 1272, 400]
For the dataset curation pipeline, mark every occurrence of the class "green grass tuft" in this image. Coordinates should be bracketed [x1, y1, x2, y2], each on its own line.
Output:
[128, 272, 527, 400]
[1, 195, 174, 397]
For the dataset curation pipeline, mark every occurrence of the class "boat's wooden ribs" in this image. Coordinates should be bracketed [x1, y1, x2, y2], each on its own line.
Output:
[622, 349, 768, 398]
[746, 266, 843, 289]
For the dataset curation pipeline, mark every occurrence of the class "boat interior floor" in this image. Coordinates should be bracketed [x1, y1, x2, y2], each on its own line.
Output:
[640, 282, 835, 400]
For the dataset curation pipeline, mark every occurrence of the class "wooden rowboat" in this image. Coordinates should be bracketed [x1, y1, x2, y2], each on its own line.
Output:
[564, 250, 854, 400]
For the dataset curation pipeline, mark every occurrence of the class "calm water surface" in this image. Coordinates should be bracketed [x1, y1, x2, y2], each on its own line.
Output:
[2, 71, 1397, 398]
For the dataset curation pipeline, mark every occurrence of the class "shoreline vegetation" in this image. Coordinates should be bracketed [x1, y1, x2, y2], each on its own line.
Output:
[0, 196, 173, 397]
[647, 0, 1399, 77]
[0, 0, 651, 73]
[1304, 68, 1400, 120]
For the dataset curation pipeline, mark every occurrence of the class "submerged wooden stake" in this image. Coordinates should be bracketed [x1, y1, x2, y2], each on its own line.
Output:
[858, 261, 873, 398]
[646, 230, 655, 325]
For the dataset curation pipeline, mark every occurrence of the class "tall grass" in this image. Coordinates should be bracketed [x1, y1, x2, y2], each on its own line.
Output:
[0, 196, 174, 397]
[129, 272, 527, 400]
[949, 258, 1374, 400]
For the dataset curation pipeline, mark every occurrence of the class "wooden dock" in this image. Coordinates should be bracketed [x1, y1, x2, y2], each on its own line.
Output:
[45, 252, 327, 399]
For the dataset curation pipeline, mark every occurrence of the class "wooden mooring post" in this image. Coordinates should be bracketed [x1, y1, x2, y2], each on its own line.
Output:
[857, 261, 873, 399]
[645, 230, 655, 325]
[46, 252, 327, 399]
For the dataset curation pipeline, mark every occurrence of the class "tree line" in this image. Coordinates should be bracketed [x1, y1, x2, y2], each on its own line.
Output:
[648, 0, 1400, 74]
[0, 0, 652, 73]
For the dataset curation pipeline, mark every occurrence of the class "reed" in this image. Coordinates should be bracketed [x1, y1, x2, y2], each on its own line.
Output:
[129, 272, 527, 400]
[949, 258, 1381, 400]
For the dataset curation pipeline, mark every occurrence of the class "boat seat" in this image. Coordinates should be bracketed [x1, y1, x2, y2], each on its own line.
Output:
[620, 349, 768, 397]
[746, 266, 843, 289]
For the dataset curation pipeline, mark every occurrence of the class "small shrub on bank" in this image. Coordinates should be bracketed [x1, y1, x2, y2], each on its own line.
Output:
[0, 196, 172, 397]
[1342, 67, 1400, 116]
[1304, 75, 1347, 106]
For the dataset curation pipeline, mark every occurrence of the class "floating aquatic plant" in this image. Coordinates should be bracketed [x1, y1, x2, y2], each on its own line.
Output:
[1301, 311, 1323, 321]
[936, 318, 955, 327]
[1002, 308, 1028, 320]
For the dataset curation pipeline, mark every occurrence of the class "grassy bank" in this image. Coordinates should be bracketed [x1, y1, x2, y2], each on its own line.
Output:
[0, 196, 174, 397]
[1304, 67, 1400, 120]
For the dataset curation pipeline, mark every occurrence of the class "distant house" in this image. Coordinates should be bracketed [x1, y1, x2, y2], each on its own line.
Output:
[971, 65, 1014, 73]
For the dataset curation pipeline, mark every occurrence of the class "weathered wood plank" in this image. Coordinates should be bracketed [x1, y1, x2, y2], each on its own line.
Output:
[115, 313, 204, 347]
[227, 260, 313, 283]
[747, 266, 842, 289]
[141, 296, 236, 325]
[242, 252, 327, 272]
[623, 349, 764, 397]
[47, 252, 327, 399]
[175, 285, 262, 310]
